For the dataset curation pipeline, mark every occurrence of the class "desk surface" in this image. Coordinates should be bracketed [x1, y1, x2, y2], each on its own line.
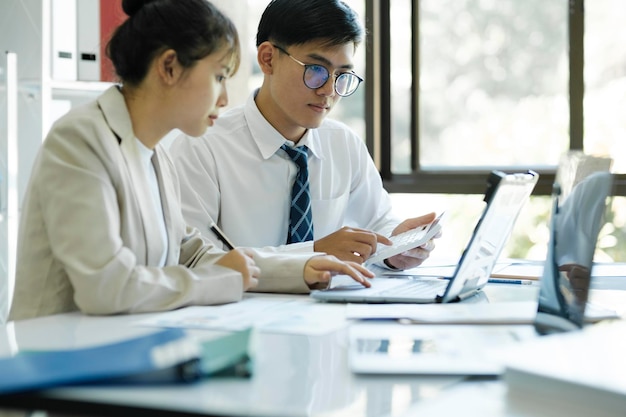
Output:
[0, 280, 625, 417]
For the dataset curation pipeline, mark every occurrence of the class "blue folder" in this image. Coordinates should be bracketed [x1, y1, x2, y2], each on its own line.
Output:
[0, 328, 201, 394]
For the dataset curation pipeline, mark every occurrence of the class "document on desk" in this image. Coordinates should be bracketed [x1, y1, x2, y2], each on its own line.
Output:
[349, 322, 538, 376]
[136, 297, 348, 336]
[376, 260, 543, 280]
[346, 301, 619, 324]
[501, 320, 626, 417]
[383, 260, 624, 281]
[347, 302, 537, 324]
[490, 261, 544, 280]
[591, 262, 626, 277]
[374, 263, 457, 278]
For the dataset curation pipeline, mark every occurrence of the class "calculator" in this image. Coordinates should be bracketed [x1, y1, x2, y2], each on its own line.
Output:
[364, 212, 444, 266]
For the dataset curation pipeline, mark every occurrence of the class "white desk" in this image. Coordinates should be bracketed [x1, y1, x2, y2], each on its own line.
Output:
[0, 282, 624, 417]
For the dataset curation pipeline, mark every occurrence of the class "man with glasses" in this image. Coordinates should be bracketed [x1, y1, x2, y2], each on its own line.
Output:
[169, 0, 438, 271]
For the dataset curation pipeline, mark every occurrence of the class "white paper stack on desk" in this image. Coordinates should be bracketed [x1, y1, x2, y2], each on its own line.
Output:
[346, 301, 619, 325]
[502, 320, 626, 417]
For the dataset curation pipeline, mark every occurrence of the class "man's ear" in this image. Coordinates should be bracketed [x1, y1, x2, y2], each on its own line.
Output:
[257, 41, 277, 75]
[156, 49, 180, 85]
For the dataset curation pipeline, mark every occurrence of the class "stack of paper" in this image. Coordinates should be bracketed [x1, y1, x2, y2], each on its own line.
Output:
[502, 320, 626, 417]
[345, 301, 618, 324]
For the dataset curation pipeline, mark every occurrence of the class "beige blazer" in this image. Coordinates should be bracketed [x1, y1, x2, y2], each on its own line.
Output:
[10, 87, 312, 321]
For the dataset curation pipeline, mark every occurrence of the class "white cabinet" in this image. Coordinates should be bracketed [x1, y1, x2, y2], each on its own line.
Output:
[0, 0, 112, 322]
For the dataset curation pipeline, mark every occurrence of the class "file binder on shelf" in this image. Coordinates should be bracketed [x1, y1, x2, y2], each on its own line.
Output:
[77, 0, 101, 81]
[51, 0, 77, 81]
[76, 0, 126, 82]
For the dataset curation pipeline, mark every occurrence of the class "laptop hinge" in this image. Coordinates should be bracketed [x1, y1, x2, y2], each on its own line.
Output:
[457, 289, 480, 302]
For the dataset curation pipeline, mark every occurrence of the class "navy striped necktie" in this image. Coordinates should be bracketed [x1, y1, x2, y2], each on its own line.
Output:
[281, 144, 314, 243]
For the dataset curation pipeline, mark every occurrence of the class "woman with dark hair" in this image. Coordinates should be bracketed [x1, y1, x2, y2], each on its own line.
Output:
[10, 0, 371, 320]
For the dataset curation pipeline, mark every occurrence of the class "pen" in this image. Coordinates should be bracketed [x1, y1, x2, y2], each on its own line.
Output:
[209, 223, 236, 250]
[487, 278, 533, 285]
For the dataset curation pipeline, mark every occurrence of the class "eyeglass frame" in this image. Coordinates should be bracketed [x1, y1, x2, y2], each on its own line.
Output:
[272, 44, 363, 97]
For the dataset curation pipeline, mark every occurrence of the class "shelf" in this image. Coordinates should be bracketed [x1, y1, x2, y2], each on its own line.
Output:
[0, 79, 116, 99]
[50, 80, 115, 92]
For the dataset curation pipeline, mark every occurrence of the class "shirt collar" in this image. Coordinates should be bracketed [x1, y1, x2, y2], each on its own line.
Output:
[244, 90, 324, 161]
[97, 85, 135, 146]
[135, 137, 155, 169]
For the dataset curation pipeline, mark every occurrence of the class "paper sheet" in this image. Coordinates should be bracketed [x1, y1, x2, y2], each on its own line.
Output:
[346, 302, 538, 324]
[345, 301, 618, 324]
[135, 297, 348, 336]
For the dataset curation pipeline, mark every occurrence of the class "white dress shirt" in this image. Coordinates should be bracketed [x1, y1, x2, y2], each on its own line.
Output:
[169, 90, 400, 253]
[136, 138, 168, 267]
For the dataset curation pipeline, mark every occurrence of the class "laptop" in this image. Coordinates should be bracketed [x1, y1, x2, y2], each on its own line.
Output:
[534, 170, 614, 334]
[348, 169, 614, 375]
[311, 170, 539, 304]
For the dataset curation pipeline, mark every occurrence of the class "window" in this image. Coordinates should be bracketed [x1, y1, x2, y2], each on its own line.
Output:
[584, 0, 626, 173]
[373, 0, 624, 194]
[370, 0, 625, 261]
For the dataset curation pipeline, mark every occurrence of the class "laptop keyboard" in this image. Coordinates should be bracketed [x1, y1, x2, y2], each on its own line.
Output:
[377, 279, 448, 298]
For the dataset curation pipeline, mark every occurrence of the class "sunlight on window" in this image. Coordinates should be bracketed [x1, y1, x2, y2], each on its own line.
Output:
[584, 0, 626, 174]
[390, 0, 569, 173]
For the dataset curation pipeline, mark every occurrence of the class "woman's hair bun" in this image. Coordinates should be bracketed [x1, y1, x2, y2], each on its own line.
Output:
[122, 0, 157, 17]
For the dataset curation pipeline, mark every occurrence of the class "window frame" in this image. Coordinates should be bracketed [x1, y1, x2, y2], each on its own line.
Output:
[365, 0, 625, 196]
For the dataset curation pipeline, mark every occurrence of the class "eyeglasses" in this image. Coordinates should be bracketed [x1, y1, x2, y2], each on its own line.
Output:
[273, 44, 363, 97]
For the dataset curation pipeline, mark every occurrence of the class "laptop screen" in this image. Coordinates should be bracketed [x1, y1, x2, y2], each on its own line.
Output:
[441, 170, 538, 302]
[535, 170, 613, 334]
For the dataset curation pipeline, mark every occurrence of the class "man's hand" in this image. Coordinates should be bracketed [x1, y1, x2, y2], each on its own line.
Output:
[303, 255, 374, 289]
[385, 212, 441, 270]
[314, 227, 393, 263]
[216, 248, 260, 290]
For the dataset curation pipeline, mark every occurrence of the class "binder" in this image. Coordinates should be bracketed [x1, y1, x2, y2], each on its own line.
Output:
[200, 327, 252, 377]
[51, 0, 77, 81]
[77, 0, 101, 81]
[0, 327, 253, 394]
[0, 328, 201, 394]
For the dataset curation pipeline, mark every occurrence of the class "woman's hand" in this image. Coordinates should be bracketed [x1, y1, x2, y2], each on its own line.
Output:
[216, 248, 260, 290]
[303, 255, 374, 289]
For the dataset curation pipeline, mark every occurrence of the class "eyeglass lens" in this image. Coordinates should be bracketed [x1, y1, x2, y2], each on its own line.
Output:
[303, 65, 361, 97]
[336, 73, 361, 96]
